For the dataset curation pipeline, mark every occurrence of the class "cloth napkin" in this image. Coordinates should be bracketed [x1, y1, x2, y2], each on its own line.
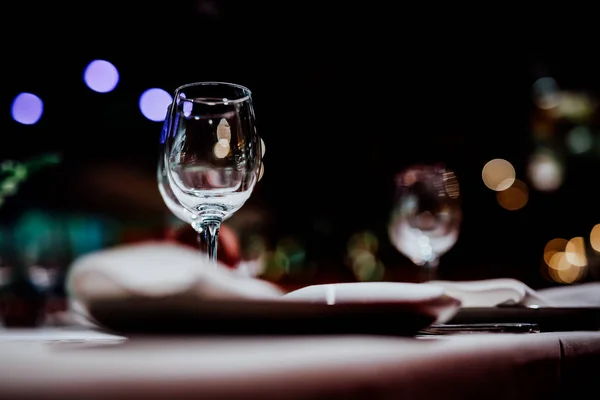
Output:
[428, 278, 600, 308]
[66, 242, 600, 329]
[537, 282, 600, 307]
[427, 278, 556, 307]
[66, 242, 459, 328]
[66, 242, 284, 325]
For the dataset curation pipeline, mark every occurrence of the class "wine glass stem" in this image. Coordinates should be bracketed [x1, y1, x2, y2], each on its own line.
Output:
[196, 219, 221, 264]
[422, 258, 439, 282]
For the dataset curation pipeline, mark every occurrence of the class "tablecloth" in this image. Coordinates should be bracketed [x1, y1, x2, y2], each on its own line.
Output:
[2, 328, 599, 399]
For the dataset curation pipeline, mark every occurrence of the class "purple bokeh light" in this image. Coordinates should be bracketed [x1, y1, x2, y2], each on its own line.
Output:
[83, 60, 119, 93]
[139, 88, 173, 122]
[11, 92, 44, 125]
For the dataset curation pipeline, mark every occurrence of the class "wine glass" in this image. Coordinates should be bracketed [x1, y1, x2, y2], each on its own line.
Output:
[388, 164, 462, 281]
[158, 107, 198, 225]
[158, 108, 266, 230]
[158, 150, 198, 225]
[161, 82, 262, 264]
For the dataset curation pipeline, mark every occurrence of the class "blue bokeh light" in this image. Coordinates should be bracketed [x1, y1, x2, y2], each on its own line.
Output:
[11, 92, 44, 125]
[139, 88, 172, 122]
[83, 60, 119, 93]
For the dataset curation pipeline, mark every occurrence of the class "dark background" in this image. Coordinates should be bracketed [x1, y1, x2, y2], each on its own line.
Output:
[2, 1, 599, 288]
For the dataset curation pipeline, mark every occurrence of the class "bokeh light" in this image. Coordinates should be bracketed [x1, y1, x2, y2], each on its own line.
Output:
[482, 158, 515, 191]
[258, 163, 264, 181]
[532, 77, 560, 110]
[527, 151, 563, 192]
[11, 93, 44, 125]
[259, 236, 306, 281]
[564, 237, 587, 267]
[548, 252, 571, 272]
[216, 118, 231, 141]
[566, 126, 593, 154]
[590, 224, 600, 252]
[543, 238, 568, 266]
[547, 258, 586, 284]
[346, 231, 385, 281]
[83, 60, 119, 93]
[139, 88, 172, 122]
[259, 138, 265, 181]
[556, 92, 595, 121]
[213, 140, 230, 158]
[496, 179, 528, 210]
[542, 237, 587, 284]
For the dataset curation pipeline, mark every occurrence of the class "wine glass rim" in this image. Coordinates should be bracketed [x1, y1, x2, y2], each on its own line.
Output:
[175, 81, 251, 105]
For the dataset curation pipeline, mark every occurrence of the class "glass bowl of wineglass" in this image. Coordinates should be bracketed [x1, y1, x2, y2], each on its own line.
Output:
[158, 109, 198, 227]
[160, 82, 262, 264]
[388, 164, 462, 281]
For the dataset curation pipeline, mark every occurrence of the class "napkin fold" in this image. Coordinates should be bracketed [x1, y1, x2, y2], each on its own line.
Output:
[66, 242, 284, 325]
[537, 282, 600, 307]
[428, 278, 600, 308]
[66, 242, 600, 329]
[427, 278, 556, 307]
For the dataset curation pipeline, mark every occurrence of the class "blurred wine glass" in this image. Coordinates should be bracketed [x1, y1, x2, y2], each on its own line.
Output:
[388, 164, 461, 281]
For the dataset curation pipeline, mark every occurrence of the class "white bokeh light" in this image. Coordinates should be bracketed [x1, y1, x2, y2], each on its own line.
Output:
[11, 92, 44, 125]
[83, 60, 119, 93]
[139, 88, 173, 122]
[528, 152, 563, 191]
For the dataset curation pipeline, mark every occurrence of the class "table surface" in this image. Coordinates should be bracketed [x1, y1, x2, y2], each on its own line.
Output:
[1, 327, 600, 399]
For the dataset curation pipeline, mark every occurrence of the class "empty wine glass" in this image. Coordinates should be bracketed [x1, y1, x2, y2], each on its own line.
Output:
[388, 164, 461, 281]
[158, 107, 197, 225]
[161, 82, 262, 264]
[158, 150, 198, 225]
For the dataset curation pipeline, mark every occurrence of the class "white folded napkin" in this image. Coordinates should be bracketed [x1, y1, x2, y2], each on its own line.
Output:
[427, 278, 557, 307]
[66, 242, 284, 325]
[66, 242, 600, 329]
[284, 281, 448, 304]
[66, 242, 460, 328]
[67, 242, 284, 301]
[428, 278, 600, 308]
[537, 282, 600, 307]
